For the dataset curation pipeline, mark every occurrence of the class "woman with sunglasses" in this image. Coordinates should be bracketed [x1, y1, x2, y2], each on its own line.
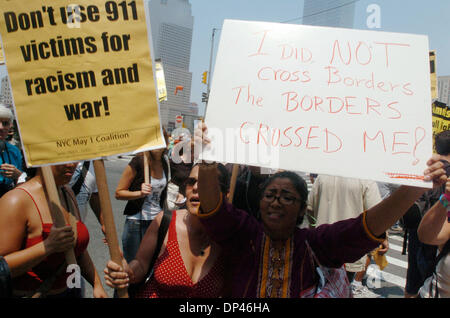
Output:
[104, 163, 230, 298]
[194, 122, 448, 298]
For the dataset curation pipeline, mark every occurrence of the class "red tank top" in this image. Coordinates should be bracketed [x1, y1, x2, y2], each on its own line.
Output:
[12, 188, 90, 292]
[135, 212, 225, 298]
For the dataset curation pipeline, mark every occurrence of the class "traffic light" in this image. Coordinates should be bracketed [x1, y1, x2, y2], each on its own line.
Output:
[202, 71, 207, 84]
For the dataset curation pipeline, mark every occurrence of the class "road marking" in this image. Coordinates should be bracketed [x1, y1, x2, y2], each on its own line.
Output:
[374, 237, 408, 291]
[388, 235, 404, 243]
[388, 242, 404, 253]
[379, 271, 406, 288]
[386, 255, 408, 269]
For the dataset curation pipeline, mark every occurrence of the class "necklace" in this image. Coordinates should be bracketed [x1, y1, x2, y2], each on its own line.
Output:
[199, 238, 211, 256]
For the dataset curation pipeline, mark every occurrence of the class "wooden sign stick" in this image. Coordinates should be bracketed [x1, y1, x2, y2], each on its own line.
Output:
[40, 166, 77, 265]
[93, 159, 128, 298]
[228, 164, 240, 204]
[143, 151, 150, 184]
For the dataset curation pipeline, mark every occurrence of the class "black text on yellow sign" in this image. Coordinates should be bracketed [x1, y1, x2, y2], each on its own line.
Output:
[0, 0, 164, 166]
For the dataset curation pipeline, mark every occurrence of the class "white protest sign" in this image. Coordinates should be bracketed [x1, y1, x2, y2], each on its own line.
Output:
[202, 20, 433, 188]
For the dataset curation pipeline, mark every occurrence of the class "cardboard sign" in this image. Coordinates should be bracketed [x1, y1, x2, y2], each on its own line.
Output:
[429, 51, 437, 99]
[202, 20, 433, 188]
[432, 101, 450, 151]
[0, 41, 4, 64]
[0, 0, 165, 166]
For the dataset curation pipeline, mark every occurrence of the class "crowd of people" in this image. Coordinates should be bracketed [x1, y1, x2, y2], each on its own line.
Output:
[0, 103, 449, 298]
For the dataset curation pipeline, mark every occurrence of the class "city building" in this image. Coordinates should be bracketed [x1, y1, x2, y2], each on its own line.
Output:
[302, 0, 355, 28]
[148, 0, 198, 133]
[0, 76, 13, 108]
[438, 76, 450, 105]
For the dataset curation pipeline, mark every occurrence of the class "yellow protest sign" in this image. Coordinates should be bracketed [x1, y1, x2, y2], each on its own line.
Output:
[429, 51, 437, 99]
[432, 100, 450, 134]
[0, 0, 164, 166]
[155, 59, 167, 102]
[432, 101, 449, 153]
[0, 42, 4, 64]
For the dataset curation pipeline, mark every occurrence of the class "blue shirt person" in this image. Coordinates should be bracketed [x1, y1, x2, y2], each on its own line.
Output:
[0, 104, 23, 197]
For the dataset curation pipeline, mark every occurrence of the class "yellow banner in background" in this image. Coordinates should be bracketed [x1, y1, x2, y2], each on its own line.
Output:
[0, 42, 4, 64]
[429, 51, 437, 99]
[0, 0, 164, 166]
[155, 58, 167, 102]
[432, 101, 450, 152]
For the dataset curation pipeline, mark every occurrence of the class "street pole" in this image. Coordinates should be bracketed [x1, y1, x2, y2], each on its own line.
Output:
[204, 28, 218, 116]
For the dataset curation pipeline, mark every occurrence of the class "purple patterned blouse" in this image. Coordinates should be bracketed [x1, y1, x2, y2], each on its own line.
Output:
[199, 202, 384, 298]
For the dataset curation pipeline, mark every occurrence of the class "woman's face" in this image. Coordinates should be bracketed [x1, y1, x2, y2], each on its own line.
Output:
[51, 162, 78, 185]
[0, 118, 11, 141]
[259, 178, 304, 240]
[184, 165, 200, 213]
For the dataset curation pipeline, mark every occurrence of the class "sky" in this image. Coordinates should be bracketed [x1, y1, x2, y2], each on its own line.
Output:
[189, 0, 450, 115]
[1, 0, 449, 116]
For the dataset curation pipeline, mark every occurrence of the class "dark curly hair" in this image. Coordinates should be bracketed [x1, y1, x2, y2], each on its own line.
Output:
[435, 130, 450, 155]
[180, 163, 230, 196]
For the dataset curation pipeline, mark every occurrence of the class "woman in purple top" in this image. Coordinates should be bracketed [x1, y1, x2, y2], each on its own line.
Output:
[195, 123, 448, 298]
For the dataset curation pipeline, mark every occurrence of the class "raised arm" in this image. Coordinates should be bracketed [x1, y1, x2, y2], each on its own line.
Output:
[365, 155, 447, 237]
[417, 180, 450, 246]
[194, 123, 222, 214]
[198, 163, 222, 214]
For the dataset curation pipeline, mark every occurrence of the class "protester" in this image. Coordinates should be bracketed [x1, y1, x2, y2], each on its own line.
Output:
[307, 174, 386, 297]
[69, 161, 103, 225]
[116, 148, 170, 263]
[403, 194, 441, 298]
[309, 173, 318, 185]
[167, 136, 194, 210]
[417, 178, 450, 298]
[193, 122, 447, 298]
[0, 163, 107, 298]
[415, 131, 450, 298]
[403, 130, 450, 298]
[104, 163, 230, 298]
[5, 119, 20, 148]
[0, 223, 88, 299]
[0, 104, 23, 197]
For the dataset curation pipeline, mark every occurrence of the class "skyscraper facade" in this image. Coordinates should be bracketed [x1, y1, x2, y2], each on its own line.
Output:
[302, 0, 355, 28]
[0, 76, 13, 108]
[437, 76, 450, 105]
[148, 0, 198, 132]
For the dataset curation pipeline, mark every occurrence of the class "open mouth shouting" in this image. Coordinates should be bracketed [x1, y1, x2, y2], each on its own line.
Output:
[266, 209, 285, 222]
[188, 195, 200, 207]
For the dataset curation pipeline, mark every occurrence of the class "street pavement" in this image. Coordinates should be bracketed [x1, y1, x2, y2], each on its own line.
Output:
[363, 229, 408, 298]
[82, 158, 410, 298]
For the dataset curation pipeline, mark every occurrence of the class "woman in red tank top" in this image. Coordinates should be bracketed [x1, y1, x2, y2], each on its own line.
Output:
[0, 163, 107, 298]
[104, 164, 230, 298]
